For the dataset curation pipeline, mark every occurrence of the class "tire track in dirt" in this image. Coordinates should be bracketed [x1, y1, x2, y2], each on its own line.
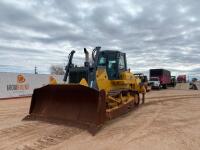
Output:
[123, 113, 200, 150]
[0, 121, 83, 150]
[0, 123, 54, 149]
[15, 126, 83, 150]
[147, 94, 200, 100]
[124, 116, 200, 145]
[0, 124, 59, 149]
[145, 95, 200, 107]
[106, 97, 200, 150]
[127, 96, 200, 139]
[97, 100, 163, 139]
[0, 122, 46, 138]
[97, 95, 199, 140]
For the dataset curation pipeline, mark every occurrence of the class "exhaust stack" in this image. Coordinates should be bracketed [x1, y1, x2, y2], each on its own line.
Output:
[84, 48, 90, 67]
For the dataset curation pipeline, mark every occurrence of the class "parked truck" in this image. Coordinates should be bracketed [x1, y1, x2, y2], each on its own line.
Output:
[149, 69, 171, 89]
[177, 75, 187, 83]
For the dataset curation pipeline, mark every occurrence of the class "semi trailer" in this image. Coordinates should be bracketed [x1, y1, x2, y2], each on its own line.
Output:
[177, 75, 187, 83]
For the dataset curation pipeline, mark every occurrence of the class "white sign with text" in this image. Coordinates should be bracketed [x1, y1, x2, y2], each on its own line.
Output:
[0, 73, 63, 99]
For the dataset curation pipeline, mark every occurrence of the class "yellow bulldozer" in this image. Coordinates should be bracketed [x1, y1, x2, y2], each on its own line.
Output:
[26, 47, 146, 128]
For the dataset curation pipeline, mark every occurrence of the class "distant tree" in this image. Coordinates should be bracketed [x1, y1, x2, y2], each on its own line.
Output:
[50, 65, 65, 75]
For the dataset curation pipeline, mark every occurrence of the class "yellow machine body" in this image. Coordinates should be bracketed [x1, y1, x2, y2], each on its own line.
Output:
[85, 67, 145, 119]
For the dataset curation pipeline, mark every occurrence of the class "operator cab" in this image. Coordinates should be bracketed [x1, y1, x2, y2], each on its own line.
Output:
[97, 50, 127, 80]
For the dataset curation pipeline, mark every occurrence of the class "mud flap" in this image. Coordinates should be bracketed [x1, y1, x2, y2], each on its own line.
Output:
[26, 85, 106, 127]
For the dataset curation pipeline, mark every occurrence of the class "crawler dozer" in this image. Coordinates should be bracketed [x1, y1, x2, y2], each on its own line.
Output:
[26, 47, 146, 128]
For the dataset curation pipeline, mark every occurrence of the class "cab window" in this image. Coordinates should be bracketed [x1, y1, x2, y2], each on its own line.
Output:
[108, 60, 117, 69]
[98, 56, 106, 66]
[119, 55, 125, 70]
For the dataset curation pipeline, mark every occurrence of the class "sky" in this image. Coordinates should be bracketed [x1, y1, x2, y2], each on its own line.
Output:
[0, 0, 199, 79]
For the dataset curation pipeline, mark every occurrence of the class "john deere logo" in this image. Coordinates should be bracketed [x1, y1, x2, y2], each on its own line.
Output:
[17, 74, 26, 83]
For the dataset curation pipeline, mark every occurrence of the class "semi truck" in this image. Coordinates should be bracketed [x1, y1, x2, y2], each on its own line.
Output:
[177, 75, 187, 83]
[149, 69, 171, 89]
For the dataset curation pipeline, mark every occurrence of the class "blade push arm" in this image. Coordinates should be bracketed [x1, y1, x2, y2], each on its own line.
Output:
[63, 50, 75, 82]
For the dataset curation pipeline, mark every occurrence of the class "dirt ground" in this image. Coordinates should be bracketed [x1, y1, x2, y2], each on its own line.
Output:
[0, 89, 200, 150]
[175, 83, 190, 90]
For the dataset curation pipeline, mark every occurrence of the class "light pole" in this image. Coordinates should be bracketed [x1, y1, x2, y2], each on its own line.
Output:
[35, 66, 38, 74]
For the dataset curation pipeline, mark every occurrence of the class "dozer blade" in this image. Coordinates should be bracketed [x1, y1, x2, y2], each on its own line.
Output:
[26, 84, 106, 127]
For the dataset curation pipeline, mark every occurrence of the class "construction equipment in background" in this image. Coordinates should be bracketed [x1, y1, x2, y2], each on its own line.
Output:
[190, 79, 199, 90]
[190, 82, 198, 90]
[177, 75, 187, 83]
[25, 47, 146, 129]
[168, 76, 177, 87]
[134, 73, 151, 92]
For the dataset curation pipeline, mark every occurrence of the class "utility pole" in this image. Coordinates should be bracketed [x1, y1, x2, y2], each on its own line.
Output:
[35, 66, 38, 74]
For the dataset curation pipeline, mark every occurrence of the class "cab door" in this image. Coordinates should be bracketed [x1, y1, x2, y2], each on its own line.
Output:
[118, 53, 127, 74]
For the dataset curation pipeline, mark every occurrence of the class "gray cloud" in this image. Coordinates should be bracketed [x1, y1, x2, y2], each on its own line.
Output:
[0, 0, 199, 79]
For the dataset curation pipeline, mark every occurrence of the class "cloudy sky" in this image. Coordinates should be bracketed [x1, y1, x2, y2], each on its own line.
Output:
[0, 0, 199, 78]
